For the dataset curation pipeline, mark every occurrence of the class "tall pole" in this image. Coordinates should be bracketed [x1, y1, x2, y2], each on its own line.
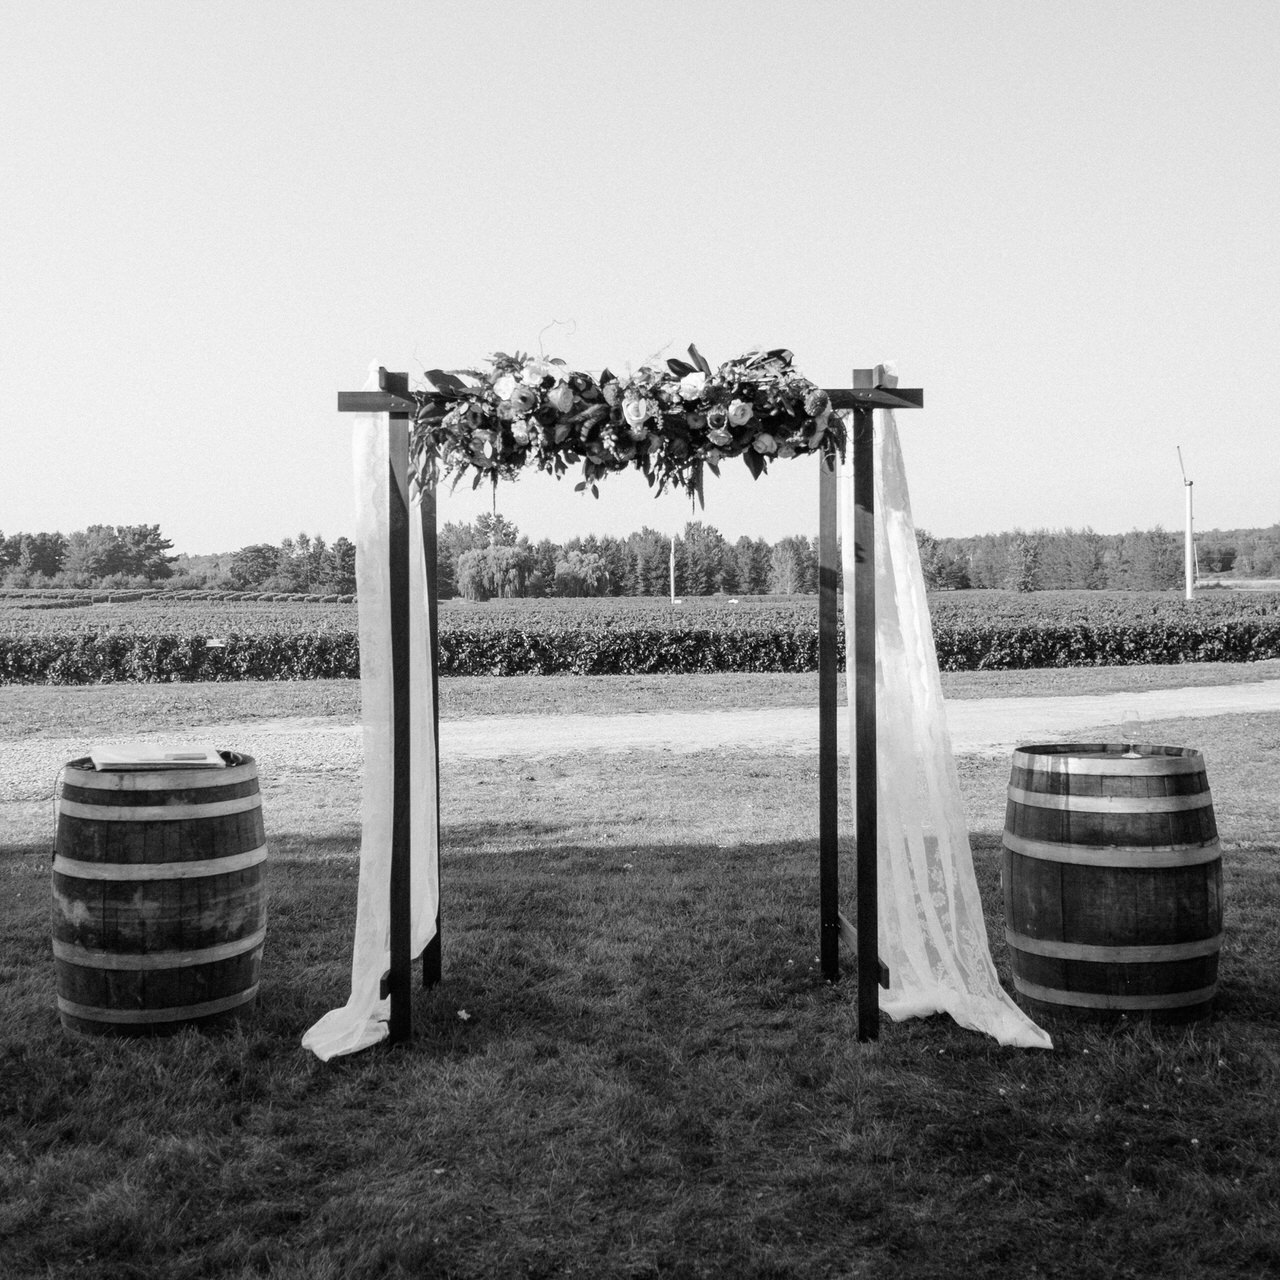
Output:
[387, 402, 412, 1045]
[421, 482, 442, 988]
[852, 368, 879, 1042]
[670, 536, 677, 603]
[1185, 480, 1194, 600]
[1178, 446, 1194, 601]
[818, 449, 839, 982]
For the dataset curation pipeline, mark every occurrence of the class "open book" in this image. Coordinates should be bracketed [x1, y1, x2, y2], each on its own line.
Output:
[88, 745, 227, 771]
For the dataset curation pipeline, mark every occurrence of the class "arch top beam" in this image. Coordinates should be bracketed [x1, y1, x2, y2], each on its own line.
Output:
[337, 370, 923, 417]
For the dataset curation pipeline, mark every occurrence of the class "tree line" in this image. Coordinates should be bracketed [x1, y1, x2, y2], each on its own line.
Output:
[918, 524, 1280, 592]
[4, 518, 1278, 596]
[435, 513, 815, 600]
[0, 526, 357, 595]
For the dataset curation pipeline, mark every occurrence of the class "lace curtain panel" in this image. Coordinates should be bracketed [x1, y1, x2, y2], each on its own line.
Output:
[302, 380, 440, 1061]
[841, 410, 1051, 1050]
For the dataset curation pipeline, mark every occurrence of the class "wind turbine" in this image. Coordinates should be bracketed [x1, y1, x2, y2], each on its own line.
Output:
[1177, 447, 1195, 601]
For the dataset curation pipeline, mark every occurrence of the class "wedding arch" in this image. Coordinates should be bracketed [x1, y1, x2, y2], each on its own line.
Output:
[304, 350, 1050, 1060]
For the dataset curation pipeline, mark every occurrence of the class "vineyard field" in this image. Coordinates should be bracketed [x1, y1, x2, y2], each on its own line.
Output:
[2, 590, 1279, 683]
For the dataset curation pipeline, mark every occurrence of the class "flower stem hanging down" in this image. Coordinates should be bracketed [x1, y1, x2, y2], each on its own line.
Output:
[409, 346, 840, 503]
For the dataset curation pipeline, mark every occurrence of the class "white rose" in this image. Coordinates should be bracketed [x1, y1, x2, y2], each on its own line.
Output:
[727, 399, 754, 427]
[493, 374, 517, 400]
[752, 433, 778, 455]
[547, 383, 574, 414]
[679, 371, 708, 400]
[521, 359, 559, 386]
[623, 397, 653, 427]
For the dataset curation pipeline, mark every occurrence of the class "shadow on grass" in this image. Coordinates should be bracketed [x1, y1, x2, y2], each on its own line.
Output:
[5, 821, 1280, 1279]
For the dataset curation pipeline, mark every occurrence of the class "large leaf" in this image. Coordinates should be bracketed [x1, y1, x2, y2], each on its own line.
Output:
[687, 344, 712, 374]
[742, 449, 765, 480]
[423, 369, 469, 393]
[666, 358, 696, 377]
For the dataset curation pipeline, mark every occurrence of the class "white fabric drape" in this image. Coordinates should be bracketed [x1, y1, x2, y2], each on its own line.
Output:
[840, 410, 1051, 1050]
[302, 373, 440, 1060]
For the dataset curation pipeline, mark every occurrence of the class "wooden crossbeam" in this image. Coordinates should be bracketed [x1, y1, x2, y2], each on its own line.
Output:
[338, 383, 924, 416]
[827, 387, 924, 411]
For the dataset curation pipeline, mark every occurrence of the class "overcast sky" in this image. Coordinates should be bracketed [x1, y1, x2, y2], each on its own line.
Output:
[2, 0, 1277, 555]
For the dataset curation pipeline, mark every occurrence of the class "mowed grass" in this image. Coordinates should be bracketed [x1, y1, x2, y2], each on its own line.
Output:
[1, 673, 1279, 1278]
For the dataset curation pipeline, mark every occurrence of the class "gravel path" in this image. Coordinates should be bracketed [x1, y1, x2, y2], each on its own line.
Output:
[4, 679, 1279, 808]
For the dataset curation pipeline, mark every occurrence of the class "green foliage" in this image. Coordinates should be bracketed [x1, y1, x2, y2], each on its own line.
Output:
[3, 589, 1280, 683]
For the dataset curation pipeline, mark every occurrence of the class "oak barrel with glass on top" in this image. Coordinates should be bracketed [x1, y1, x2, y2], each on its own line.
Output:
[52, 751, 267, 1035]
[1002, 742, 1222, 1023]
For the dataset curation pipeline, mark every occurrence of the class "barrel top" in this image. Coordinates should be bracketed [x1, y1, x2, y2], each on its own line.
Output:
[1012, 743, 1205, 776]
[65, 752, 257, 790]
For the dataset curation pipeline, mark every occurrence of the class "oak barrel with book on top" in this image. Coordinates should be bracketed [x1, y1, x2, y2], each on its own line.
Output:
[52, 748, 268, 1035]
[1002, 742, 1222, 1024]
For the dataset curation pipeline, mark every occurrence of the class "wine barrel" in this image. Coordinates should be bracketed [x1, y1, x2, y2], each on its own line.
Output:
[52, 753, 267, 1035]
[1001, 743, 1222, 1024]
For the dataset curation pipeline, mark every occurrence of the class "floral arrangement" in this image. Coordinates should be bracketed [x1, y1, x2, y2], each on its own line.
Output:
[409, 346, 838, 502]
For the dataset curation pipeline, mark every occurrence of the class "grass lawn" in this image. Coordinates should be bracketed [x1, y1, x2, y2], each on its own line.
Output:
[1, 670, 1279, 1279]
[2, 658, 1279, 737]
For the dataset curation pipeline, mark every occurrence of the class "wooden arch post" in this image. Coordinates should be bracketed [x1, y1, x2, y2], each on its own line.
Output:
[820, 369, 923, 1041]
[339, 364, 921, 1047]
[337, 369, 441, 1046]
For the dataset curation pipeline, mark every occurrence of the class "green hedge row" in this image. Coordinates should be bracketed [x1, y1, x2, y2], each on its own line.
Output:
[4, 617, 1280, 683]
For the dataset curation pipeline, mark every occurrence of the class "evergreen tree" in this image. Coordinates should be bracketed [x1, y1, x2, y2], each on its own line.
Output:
[678, 521, 731, 595]
[733, 536, 771, 594]
[327, 537, 357, 594]
[527, 538, 560, 596]
[628, 527, 672, 596]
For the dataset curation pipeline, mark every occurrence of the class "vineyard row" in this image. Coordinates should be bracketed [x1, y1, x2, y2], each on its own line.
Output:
[3, 615, 1279, 683]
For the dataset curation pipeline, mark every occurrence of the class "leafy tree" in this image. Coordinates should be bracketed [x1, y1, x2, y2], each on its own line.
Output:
[1235, 525, 1280, 577]
[1198, 533, 1236, 574]
[769, 535, 817, 594]
[915, 529, 970, 590]
[61, 526, 126, 584]
[1006, 531, 1042, 592]
[456, 542, 533, 600]
[1057, 528, 1107, 590]
[554, 549, 608, 596]
[475, 511, 520, 547]
[115, 524, 175, 579]
[437, 520, 482, 599]
[228, 543, 281, 590]
[1129, 526, 1182, 589]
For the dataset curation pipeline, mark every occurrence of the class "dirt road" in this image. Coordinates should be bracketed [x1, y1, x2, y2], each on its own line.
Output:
[4, 678, 1279, 807]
